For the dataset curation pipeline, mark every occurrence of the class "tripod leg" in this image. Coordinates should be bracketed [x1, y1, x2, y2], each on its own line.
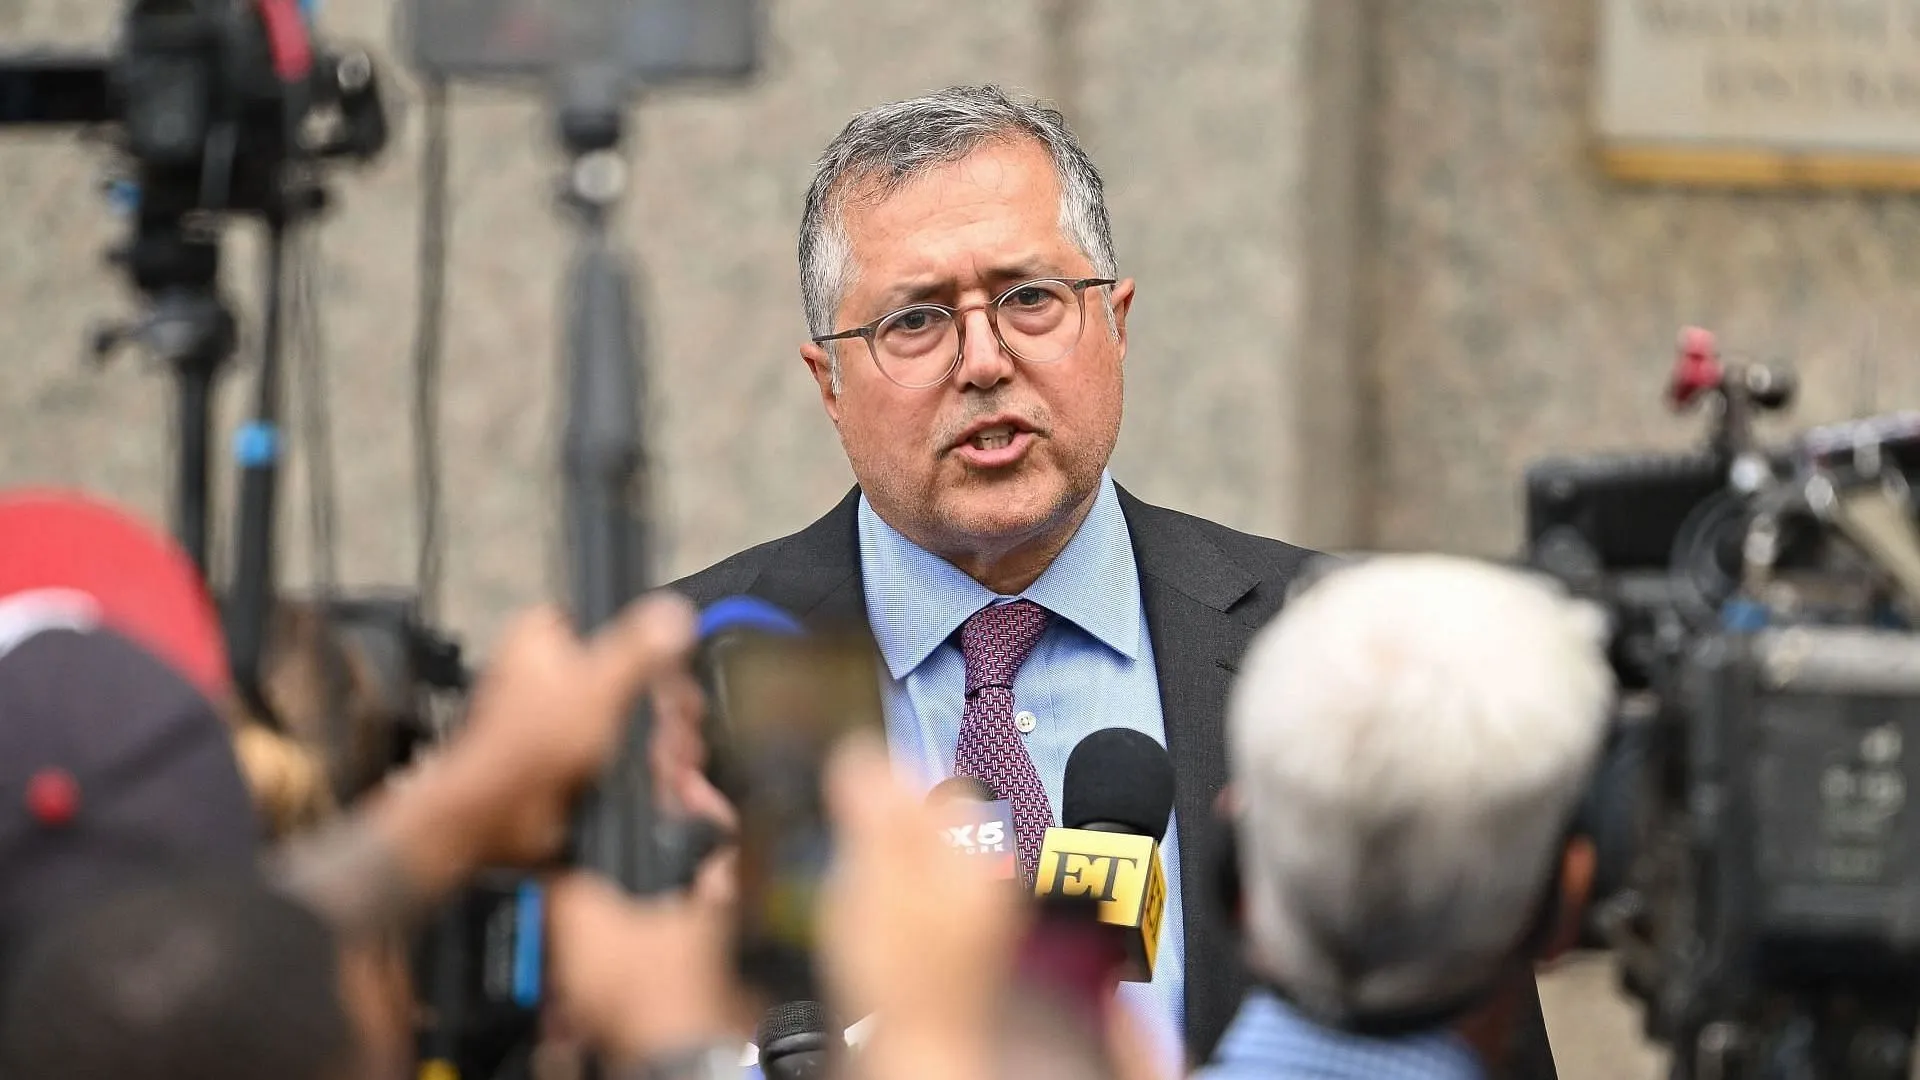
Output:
[173, 364, 216, 579]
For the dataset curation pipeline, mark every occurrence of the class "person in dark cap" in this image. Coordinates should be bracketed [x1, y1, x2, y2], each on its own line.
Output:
[0, 875, 361, 1080]
[0, 486, 720, 1079]
[0, 489, 263, 972]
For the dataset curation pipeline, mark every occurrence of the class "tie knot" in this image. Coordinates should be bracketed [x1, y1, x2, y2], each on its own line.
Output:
[960, 599, 1052, 695]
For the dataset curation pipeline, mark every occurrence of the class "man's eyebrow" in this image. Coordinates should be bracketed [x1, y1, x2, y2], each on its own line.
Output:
[870, 260, 1062, 313]
[872, 278, 949, 312]
[982, 258, 1054, 283]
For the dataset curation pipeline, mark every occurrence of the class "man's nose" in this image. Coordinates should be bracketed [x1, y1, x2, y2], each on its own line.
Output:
[954, 307, 1015, 390]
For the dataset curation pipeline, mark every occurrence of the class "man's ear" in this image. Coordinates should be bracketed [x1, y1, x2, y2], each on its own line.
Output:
[1109, 278, 1136, 359]
[801, 342, 843, 425]
[1546, 836, 1596, 962]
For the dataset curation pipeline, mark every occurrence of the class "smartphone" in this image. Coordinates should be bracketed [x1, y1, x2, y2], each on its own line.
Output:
[704, 626, 886, 1005]
[402, 0, 760, 85]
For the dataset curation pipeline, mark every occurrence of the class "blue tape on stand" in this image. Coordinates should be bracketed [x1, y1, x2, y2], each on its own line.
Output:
[511, 881, 544, 1008]
[234, 422, 280, 467]
[299, 0, 319, 20]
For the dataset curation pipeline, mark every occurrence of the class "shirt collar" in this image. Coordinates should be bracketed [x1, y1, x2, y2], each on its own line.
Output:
[857, 472, 1142, 681]
[1211, 991, 1487, 1080]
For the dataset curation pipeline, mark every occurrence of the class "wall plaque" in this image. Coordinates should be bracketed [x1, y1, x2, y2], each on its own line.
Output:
[1595, 0, 1920, 187]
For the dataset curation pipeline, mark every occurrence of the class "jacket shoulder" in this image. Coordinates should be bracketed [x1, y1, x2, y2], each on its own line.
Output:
[1124, 496, 1329, 622]
[664, 534, 788, 607]
[663, 489, 863, 610]
[1176, 507, 1322, 580]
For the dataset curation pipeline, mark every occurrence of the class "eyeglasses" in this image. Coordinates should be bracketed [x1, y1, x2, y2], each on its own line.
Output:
[813, 277, 1118, 390]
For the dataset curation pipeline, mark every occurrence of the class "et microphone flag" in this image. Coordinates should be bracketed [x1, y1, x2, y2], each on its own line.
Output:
[1032, 826, 1167, 982]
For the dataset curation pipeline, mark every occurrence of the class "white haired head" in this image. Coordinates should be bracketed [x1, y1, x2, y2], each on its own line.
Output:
[1227, 554, 1613, 1025]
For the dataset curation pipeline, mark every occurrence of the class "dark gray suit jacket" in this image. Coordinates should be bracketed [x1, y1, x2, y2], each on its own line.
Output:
[667, 486, 1558, 1073]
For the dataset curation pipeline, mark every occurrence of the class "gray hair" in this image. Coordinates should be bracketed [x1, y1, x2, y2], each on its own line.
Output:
[798, 85, 1118, 348]
[1228, 555, 1614, 1027]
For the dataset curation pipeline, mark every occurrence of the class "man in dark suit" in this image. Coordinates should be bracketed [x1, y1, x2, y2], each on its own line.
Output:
[669, 84, 1557, 1076]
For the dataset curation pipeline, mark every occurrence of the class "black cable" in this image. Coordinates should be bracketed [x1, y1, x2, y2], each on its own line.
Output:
[286, 219, 358, 799]
[409, 80, 472, 1074]
[412, 76, 451, 622]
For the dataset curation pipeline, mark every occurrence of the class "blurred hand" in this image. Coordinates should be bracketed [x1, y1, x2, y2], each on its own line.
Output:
[1105, 1003, 1175, 1080]
[648, 659, 738, 831]
[447, 592, 697, 869]
[646, 637, 740, 908]
[543, 871, 740, 1065]
[817, 738, 1024, 1032]
[268, 593, 699, 944]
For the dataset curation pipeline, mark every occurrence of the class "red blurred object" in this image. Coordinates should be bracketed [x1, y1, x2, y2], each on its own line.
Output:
[25, 768, 80, 827]
[253, 0, 314, 81]
[1669, 326, 1724, 409]
[0, 488, 230, 701]
[1017, 899, 1130, 1032]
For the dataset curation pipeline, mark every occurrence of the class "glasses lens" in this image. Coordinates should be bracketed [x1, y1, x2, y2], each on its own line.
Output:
[874, 306, 959, 387]
[994, 280, 1082, 363]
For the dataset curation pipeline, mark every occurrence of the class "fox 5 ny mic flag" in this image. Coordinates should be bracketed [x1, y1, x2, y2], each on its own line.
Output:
[935, 798, 1018, 881]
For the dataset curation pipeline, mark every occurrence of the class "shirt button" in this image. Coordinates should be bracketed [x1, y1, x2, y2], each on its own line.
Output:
[1014, 711, 1038, 734]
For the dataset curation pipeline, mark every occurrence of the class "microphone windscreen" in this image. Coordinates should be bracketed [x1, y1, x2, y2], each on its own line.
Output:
[757, 999, 838, 1072]
[1061, 728, 1176, 841]
[927, 774, 996, 804]
[698, 595, 804, 640]
[756, 998, 826, 1046]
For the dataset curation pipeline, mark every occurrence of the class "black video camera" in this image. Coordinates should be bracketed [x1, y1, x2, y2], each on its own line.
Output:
[0, 0, 388, 213]
[1525, 329, 1920, 1080]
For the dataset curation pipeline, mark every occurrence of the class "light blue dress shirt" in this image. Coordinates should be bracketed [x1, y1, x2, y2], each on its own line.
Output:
[1194, 992, 1486, 1080]
[856, 471, 1188, 1074]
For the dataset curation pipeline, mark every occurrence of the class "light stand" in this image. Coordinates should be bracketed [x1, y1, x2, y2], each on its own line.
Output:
[93, 215, 238, 582]
[552, 63, 669, 1080]
[554, 62, 670, 894]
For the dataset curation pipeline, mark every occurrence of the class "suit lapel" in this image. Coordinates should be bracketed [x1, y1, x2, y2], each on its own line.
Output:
[742, 488, 867, 624]
[1118, 486, 1259, 811]
[1118, 487, 1262, 1063]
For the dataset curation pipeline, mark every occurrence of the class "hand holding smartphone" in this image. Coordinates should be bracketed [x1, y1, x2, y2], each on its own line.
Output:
[699, 623, 888, 1005]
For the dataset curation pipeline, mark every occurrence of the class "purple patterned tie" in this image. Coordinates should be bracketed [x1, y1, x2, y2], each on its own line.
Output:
[952, 599, 1055, 886]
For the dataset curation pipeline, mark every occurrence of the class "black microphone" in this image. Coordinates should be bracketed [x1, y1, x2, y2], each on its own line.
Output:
[1030, 728, 1177, 983]
[756, 1000, 839, 1080]
[927, 775, 996, 804]
[1061, 727, 1177, 841]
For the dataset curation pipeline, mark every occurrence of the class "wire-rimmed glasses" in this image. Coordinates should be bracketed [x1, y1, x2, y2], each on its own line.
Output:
[813, 277, 1117, 390]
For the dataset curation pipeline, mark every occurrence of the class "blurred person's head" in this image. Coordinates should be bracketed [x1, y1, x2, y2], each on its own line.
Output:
[1225, 555, 1613, 1065]
[0, 876, 389, 1080]
[235, 600, 415, 838]
[797, 85, 1135, 592]
[0, 489, 262, 972]
[0, 487, 402, 843]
